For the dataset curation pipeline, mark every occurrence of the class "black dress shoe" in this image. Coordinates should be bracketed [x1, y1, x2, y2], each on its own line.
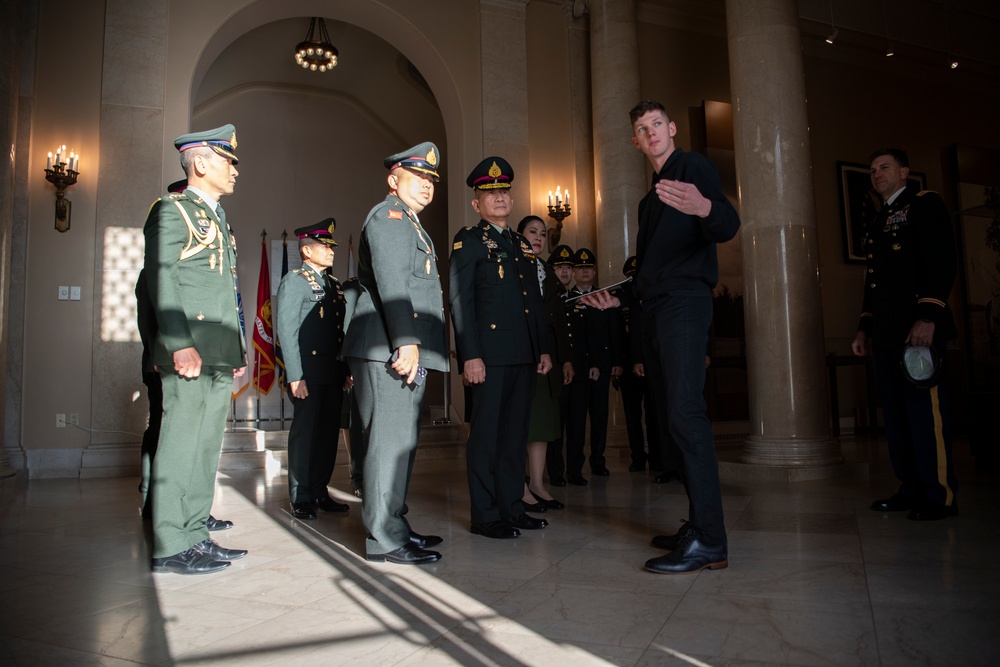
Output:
[650, 521, 693, 550]
[470, 520, 520, 539]
[591, 466, 610, 477]
[628, 463, 646, 472]
[549, 477, 567, 487]
[314, 496, 350, 512]
[531, 491, 564, 510]
[522, 500, 548, 513]
[652, 471, 682, 484]
[508, 514, 548, 530]
[291, 502, 317, 520]
[367, 542, 441, 565]
[907, 504, 957, 521]
[566, 475, 588, 486]
[870, 494, 912, 512]
[408, 531, 444, 548]
[644, 534, 728, 574]
[152, 547, 230, 575]
[205, 515, 234, 531]
[194, 538, 248, 561]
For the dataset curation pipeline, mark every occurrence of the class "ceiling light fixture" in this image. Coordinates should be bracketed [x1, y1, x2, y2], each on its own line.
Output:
[881, 0, 893, 56]
[825, 0, 837, 44]
[294, 17, 338, 72]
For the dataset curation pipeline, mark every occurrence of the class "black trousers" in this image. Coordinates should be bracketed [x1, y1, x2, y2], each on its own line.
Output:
[642, 290, 726, 546]
[466, 364, 534, 524]
[546, 388, 571, 482]
[874, 343, 957, 508]
[287, 379, 344, 503]
[566, 374, 611, 475]
[139, 371, 163, 512]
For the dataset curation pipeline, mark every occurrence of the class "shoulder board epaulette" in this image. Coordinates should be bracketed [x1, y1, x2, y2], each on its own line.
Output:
[916, 190, 939, 197]
[166, 193, 183, 200]
[292, 268, 305, 275]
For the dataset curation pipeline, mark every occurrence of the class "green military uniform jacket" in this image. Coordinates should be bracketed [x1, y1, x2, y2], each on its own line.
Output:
[341, 194, 449, 372]
[142, 187, 246, 369]
[275, 263, 347, 384]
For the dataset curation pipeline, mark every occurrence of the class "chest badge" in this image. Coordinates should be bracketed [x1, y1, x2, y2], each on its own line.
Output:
[498, 265, 505, 279]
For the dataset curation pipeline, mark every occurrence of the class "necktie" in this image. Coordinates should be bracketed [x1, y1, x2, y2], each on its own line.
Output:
[215, 204, 226, 226]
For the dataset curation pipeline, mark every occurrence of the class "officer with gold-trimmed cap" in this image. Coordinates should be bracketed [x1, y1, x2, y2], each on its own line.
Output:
[141, 123, 247, 575]
[276, 217, 349, 520]
[341, 141, 450, 565]
[449, 156, 553, 539]
[174, 124, 239, 164]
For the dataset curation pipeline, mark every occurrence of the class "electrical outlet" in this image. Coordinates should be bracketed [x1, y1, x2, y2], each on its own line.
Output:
[56, 413, 66, 428]
[68, 413, 79, 426]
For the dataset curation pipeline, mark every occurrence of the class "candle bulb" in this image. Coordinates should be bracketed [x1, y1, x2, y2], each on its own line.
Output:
[46, 152, 52, 170]
[565, 190, 570, 206]
[548, 191, 553, 207]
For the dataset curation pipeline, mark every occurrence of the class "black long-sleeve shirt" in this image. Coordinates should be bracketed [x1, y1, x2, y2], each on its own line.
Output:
[635, 148, 741, 301]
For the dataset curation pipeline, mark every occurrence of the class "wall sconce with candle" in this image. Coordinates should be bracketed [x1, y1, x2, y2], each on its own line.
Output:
[546, 185, 571, 251]
[44, 145, 80, 233]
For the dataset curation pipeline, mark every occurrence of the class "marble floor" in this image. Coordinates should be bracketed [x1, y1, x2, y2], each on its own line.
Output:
[1, 436, 998, 667]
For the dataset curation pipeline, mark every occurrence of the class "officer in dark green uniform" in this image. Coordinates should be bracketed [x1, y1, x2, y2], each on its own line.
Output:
[342, 142, 449, 565]
[565, 248, 624, 482]
[143, 124, 248, 575]
[275, 219, 350, 520]
[449, 156, 553, 539]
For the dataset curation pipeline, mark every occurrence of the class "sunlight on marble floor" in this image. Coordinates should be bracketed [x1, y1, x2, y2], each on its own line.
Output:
[1, 437, 998, 666]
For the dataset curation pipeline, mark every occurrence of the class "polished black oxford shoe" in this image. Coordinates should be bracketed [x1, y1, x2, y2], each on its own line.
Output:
[194, 538, 248, 561]
[205, 515, 234, 531]
[549, 477, 567, 487]
[870, 494, 912, 512]
[152, 546, 230, 575]
[644, 534, 728, 574]
[408, 531, 444, 548]
[907, 504, 957, 521]
[508, 514, 548, 530]
[650, 521, 694, 551]
[566, 475, 588, 486]
[314, 496, 350, 512]
[591, 466, 610, 477]
[470, 520, 520, 539]
[367, 543, 441, 565]
[291, 502, 317, 520]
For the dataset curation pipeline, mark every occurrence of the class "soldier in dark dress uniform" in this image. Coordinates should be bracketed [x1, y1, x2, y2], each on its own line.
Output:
[275, 219, 350, 520]
[564, 248, 624, 483]
[852, 148, 958, 521]
[449, 157, 553, 539]
[545, 244, 576, 487]
[143, 124, 248, 575]
[342, 142, 449, 565]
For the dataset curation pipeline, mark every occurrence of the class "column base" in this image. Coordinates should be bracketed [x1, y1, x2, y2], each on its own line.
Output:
[739, 435, 844, 467]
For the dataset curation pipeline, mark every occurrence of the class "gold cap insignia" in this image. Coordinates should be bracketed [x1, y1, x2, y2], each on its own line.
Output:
[488, 161, 502, 178]
[581, 251, 589, 259]
[426, 148, 438, 166]
[559, 248, 569, 257]
[230, 132, 238, 149]
[327, 222, 336, 235]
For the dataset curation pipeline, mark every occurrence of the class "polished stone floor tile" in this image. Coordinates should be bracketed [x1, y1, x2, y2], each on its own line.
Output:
[0, 436, 996, 665]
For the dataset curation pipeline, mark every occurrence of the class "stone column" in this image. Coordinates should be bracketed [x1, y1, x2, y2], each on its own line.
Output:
[479, 0, 531, 218]
[563, 1, 596, 252]
[587, 0, 645, 281]
[725, 0, 841, 465]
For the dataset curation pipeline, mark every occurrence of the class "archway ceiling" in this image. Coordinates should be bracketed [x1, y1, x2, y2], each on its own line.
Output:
[196, 17, 442, 148]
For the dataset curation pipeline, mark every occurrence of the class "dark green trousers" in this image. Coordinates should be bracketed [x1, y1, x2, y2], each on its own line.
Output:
[349, 358, 425, 556]
[151, 367, 232, 558]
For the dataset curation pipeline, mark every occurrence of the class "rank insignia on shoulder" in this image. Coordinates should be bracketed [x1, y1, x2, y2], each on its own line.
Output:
[388, 209, 403, 220]
[453, 241, 463, 250]
[519, 239, 532, 253]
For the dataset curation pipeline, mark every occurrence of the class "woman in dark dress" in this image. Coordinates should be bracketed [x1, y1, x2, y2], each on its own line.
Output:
[517, 216, 573, 510]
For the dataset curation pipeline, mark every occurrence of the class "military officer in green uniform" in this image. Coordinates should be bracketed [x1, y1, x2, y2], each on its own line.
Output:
[276, 219, 350, 520]
[143, 124, 248, 575]
[342, 141, 449, 565]
[449, 157, 553, 540]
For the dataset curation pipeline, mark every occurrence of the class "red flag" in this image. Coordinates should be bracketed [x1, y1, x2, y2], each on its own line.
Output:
[253, 235, 276, 394]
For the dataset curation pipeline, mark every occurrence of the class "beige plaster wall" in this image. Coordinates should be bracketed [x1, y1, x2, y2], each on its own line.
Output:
[22, 0, 104, 466]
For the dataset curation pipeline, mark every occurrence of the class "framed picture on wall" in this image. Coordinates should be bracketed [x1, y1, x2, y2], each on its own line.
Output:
[837, 161, 926, 263]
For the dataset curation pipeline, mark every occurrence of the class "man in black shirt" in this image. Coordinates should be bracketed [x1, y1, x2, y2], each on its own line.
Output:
[584, 100, 740, 574]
